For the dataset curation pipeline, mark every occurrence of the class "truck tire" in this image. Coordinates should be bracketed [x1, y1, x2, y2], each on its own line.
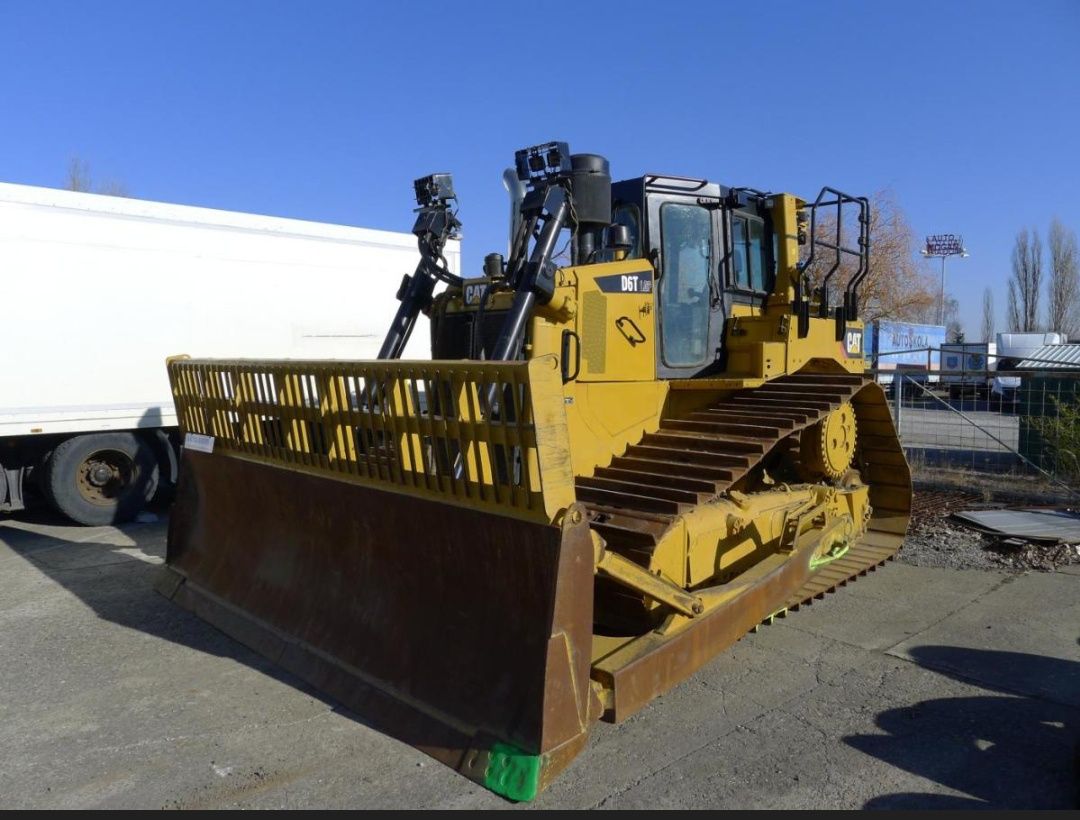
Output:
[42, 432, 160, 525]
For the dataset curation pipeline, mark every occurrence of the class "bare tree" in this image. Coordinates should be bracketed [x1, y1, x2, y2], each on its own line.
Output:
[941, 295, 963, 341]
[803, 189, 938, 323]
[1006, 279, 1021, 332]
[1047, 218, 1079, 336]
[63, 156, 130, 197]
[981, 287, 995, 342]
[65, 156, 93, 192]
[1007, 228, 1043, 331]
[96, 179, 130, 197]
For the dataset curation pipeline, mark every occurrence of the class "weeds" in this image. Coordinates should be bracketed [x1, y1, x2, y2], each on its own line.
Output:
[1028, 397, 1080, 482]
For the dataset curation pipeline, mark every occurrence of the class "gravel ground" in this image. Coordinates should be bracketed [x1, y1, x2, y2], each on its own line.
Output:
[899, 488, 1080, 573]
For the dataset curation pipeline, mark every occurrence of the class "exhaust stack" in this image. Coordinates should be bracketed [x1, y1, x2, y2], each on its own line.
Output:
[502, 168, 527, 257]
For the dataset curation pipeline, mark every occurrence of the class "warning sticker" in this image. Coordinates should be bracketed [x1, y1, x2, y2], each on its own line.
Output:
[184, 432, 215, 454]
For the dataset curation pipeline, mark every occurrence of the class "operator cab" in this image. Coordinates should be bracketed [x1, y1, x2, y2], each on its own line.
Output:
[419, 144, 781, 378]
[609, 175, 776, 379]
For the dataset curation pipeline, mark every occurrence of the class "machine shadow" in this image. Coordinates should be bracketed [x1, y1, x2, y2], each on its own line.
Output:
[0, 506, 345, 715]
[845, 646, 1080, 810]
[0, 503, 537, 782]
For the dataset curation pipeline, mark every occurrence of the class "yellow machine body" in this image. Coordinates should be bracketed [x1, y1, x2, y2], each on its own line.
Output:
[159, 174, 911, 800]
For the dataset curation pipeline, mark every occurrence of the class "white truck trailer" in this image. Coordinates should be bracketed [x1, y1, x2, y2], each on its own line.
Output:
[941, 341, 997, 399]
[0, 182, 452, 524]
[993, 331, 1066, 401]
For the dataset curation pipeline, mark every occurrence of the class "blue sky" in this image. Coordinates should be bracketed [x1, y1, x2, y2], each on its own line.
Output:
[2, 0, 1078, 335]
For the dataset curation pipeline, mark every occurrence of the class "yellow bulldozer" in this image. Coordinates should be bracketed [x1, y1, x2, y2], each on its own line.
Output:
[157, 142, 911, 801]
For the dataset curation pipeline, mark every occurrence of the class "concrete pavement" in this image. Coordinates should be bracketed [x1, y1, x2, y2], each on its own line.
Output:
[0, 511, 1077, 809]
[898, 406, 1018, 453]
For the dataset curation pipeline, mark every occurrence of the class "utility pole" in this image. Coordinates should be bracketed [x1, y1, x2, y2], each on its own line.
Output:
[921, 234, 969, 325]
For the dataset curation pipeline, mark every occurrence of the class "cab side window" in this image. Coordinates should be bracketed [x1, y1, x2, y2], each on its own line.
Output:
[659, 203, 712, 367]
[730, 214, 770, 292]
[731, 218, 749, 288]
[748, 218, 766, 291]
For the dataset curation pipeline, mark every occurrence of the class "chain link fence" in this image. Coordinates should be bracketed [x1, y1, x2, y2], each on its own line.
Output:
[869, 349, 1080, 496]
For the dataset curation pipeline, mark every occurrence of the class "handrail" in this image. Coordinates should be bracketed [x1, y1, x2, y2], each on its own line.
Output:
[797, 187, 869, 321]
[166, 355, 576, 524]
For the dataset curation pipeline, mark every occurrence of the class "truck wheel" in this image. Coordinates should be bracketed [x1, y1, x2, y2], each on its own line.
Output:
[42, 433, 160, 525]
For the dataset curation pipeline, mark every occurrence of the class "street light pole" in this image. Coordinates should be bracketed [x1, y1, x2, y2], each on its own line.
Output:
[939, 255, 946, 325]
[921, 234, 969, 331]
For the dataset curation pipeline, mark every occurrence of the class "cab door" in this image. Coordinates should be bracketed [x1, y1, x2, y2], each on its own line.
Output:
[647, 193, 725, 379]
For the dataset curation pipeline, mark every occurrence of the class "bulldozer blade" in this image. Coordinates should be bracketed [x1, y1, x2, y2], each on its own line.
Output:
[158, 449, 598, 801]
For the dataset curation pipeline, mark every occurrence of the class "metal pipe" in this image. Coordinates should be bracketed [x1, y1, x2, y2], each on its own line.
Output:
[939, 255, 947, 326]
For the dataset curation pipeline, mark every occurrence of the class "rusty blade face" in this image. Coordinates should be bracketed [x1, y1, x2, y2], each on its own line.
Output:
[158, 451, 597, 800]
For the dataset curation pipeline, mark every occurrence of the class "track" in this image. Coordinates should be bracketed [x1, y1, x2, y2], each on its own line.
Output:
[576, 372, 912, 622]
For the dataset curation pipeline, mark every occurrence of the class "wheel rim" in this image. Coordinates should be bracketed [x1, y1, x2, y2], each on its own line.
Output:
[75, 449, 137, 506]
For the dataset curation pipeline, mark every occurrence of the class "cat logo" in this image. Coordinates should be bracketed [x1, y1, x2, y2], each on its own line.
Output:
[463, 281, 486, 306]
[845, 329, 863, 357]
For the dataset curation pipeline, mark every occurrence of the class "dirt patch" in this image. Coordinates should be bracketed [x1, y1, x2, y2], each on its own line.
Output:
[899, 487, 1080, 573]
[981, 540, 1080, 572]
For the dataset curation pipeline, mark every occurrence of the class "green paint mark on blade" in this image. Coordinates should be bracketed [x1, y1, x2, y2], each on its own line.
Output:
[484, 742, 543, 802]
